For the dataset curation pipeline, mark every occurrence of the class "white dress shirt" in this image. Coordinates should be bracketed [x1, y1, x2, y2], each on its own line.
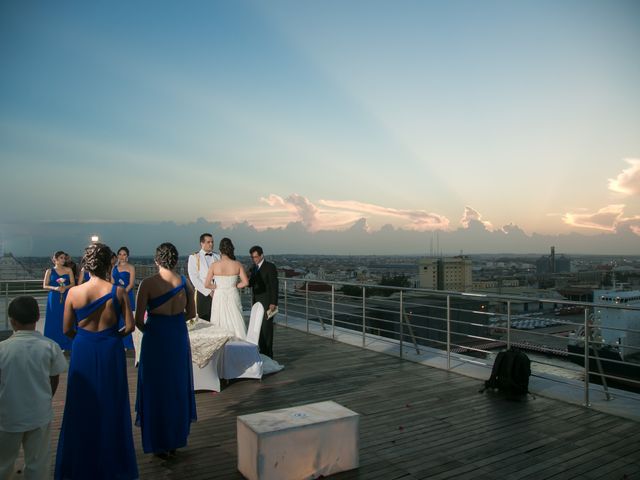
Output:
[0, 330, 67, 432]
[188, 248, 220, 296]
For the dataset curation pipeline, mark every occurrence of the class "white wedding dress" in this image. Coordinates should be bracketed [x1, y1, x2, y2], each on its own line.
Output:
[210, 275, 247, 339]
[211, 274, 284, 377]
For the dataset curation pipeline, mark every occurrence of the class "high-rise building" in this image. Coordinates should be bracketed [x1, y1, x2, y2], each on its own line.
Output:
[536, 246, 571, 274]
[418, 256, 472, 292]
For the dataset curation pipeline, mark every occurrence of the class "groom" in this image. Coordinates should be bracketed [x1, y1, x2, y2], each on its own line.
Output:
[187, 233, 220, 321]
[249, 245, 278, 359]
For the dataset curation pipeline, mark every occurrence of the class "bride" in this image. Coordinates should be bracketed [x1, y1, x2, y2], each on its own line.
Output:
[204, 238, 250, 339]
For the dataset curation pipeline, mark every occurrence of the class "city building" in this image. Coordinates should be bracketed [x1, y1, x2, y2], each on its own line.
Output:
[536, 246, 571, 274]
[418, 256, 472, 292]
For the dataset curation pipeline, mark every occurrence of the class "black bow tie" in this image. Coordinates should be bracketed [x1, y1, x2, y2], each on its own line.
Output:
[205, 253, 213, 257]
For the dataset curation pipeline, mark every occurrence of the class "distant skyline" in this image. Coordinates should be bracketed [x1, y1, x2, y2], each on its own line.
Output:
[1, 1, 639, 255]
[2, 217, 640, 257]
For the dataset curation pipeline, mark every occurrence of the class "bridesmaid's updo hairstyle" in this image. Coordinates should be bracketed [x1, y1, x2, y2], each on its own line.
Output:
[219, 237, 236, 260]
[82, 243, 113, 279]
[155, 243, 179, 270]
[53, 250, 66, 260]
[117, 246, 130, 256]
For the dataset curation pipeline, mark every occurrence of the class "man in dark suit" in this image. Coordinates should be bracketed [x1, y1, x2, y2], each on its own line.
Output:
[249, 245, 278, 359]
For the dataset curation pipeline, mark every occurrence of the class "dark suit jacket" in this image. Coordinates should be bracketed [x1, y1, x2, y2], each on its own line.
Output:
[249, 260, 278, 308]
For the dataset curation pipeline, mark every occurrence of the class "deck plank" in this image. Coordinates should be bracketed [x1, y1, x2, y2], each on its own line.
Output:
[35, 325, 640, 479]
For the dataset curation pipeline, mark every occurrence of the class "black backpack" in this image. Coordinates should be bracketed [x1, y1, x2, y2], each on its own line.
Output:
[481, 348, 532, 398]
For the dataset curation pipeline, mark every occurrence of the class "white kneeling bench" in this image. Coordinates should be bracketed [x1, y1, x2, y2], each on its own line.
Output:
[237, 401, 359, 480]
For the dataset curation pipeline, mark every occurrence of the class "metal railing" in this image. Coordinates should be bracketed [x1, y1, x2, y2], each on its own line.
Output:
[1, 280, 48, 330]
[3, 276, 640, 410]
[276, 277, 640, 409]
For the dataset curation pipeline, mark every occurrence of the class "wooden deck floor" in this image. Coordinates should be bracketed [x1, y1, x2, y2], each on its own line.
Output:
[44, 325, 639, 480]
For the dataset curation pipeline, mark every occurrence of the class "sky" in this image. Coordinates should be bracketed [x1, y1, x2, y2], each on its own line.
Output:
[1, 0, 639, 255]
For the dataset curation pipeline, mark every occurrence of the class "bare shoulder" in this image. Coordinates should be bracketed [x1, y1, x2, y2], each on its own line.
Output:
[138, 275, 154, 291]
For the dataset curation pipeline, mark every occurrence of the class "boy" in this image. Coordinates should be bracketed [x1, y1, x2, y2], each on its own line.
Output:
[0, 296, 67, 480]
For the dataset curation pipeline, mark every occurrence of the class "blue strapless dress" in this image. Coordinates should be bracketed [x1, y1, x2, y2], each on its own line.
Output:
[83, 270, 90, 283]
[55, 285, 138, 480]
[112, 266, 134, 349]
[44, 270, 72, 350]
[136, 276, 196, 454]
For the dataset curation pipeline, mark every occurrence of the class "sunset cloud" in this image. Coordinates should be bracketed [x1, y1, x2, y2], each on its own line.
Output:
[252, 195, 452, 232]
[318, 199, 450, 231]
[460, 206, 493, 230]
[608, 159, 640, 195]
[562, 204, 625, 231]
[259, 194, 320, 230]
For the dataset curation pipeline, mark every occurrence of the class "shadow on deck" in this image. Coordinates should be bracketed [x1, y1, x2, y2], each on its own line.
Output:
[45, 325, 639, 480]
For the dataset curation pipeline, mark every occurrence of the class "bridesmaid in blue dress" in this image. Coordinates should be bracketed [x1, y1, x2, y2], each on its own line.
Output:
[55, 243, 138, 480]
[43, 251, 75, 350]
[112, 246, 135, 349]
[135, 242, 197, 458]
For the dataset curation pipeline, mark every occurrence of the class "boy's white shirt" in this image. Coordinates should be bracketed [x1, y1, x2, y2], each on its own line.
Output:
[0, 331, 67, 432]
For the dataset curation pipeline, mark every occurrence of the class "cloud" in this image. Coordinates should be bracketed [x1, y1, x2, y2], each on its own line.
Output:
[608, 158, 640, 195]
[318, 199, 450, 231]
[615, 215, 640, 237]
[460, 206, 493, 230]
[252, 195, 452, 232]
[562, 204, 625, 232]
[259, 194, 320, 230]
[4, 216, 639, 256]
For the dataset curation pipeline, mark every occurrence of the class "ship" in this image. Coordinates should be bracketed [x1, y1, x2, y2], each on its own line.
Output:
[567, 288, 640, 392]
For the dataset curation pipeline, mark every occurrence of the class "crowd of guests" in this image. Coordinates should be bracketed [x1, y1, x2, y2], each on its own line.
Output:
[0, 242, 198, 479]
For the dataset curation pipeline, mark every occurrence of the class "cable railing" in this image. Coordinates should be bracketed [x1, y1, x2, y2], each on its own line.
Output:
[3, 276, 640, 411]
[278, 277, 640, 409]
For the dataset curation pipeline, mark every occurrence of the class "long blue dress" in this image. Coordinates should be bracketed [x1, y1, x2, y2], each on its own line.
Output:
[112, 265, 136, 309]
[112, 266, 134, 349]
[44, 269, 72, 350]
[55, 285, 138, 480]
[136, 276, 196, 454]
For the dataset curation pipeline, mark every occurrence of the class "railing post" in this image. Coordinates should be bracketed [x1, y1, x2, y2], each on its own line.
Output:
[284, 280, 288, 327]
[305, 282, 309, 333]
[4, 282, 8, 330]
[446, 295, 451, 370]
[362, 286, 366, 347]
[584, 308, 590, 407]
[331, 284, 335, 341]
[506, 300, 511, 349]
[399, 291, 404, 359]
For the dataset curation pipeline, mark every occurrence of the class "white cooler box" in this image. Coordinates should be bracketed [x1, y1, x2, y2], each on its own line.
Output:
[237, 400, 359, 480]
